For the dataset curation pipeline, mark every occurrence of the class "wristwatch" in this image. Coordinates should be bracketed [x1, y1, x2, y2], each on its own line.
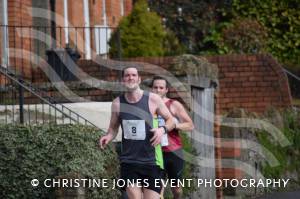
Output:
[161, 126, 167, 134]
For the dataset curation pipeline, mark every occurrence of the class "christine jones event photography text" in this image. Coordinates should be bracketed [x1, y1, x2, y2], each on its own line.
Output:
[31, 178, 290, 189]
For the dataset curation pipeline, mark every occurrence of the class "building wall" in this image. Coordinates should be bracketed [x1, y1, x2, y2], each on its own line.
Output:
[207, 54, 292, 114]
[55, 0, 132, 56]
[126, 55, 292, 113]
[7, 0, 33, 78]
[32, 55, 292, 113]
[54, 0, 132, 27]
[1, 0, 133, 79]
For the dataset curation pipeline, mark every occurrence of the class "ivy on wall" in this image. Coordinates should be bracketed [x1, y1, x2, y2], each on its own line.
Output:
[257, 109, 300, 188]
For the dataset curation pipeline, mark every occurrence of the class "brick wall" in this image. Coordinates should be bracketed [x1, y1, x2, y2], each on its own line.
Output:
[0, 27, 3, 66]
[126, 55, 292, 112]
[124, 0, 133, 16]
[7, 0, 33, 78]
[56, 0, 132, 27]
[32, 54, 292, 111]
[106, 0, 121, 26]
[207, 54, 292, 114]
[54, 0, 133, 60]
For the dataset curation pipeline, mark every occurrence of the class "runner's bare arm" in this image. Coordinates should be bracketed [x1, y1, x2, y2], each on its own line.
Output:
[155, 95, 175, 132]
[172, 100, 194, 131]
[99, 97, 120, 149]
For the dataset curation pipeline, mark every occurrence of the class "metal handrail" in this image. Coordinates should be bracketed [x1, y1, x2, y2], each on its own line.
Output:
[283, 68, 300, 82]
[0, 65, 97, 128]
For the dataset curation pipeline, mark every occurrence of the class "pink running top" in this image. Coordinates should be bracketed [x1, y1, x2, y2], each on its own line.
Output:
[162, 99, 183, 152]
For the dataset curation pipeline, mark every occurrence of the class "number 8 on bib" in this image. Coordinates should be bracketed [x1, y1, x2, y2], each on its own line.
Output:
[122, 120, 146, 140]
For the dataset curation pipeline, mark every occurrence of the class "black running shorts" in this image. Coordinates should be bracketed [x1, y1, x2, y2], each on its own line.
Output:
[120, 163, 164, 194]
[163, 149, 185, 180]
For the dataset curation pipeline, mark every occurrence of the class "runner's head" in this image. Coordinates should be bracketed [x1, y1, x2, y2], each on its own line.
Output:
[151, 76, 169, 98]
[122, 67, 141, 91]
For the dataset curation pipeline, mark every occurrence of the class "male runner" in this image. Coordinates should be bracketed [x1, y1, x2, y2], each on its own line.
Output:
[151, 76, 194, 199]
[99, 67, 174, 199]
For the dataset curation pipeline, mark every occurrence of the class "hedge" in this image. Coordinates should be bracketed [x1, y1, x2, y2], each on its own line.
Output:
[0, 124, 120, 199]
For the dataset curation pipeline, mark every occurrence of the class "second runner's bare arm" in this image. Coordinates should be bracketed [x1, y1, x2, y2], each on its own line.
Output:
[171, 100, 194, 131]
[99, 97, 120, 149]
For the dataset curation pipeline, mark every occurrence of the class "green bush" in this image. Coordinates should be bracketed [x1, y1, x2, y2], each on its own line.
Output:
[149, 0, 231, 53]
[257, 109, 300, 183]
[0, 124, 120, 199]
[180, 132, 197, 197]
[163, 29, 185, 56]
[223, 0, 300, 68]
[109, 0, 166, 58]
[217, 18, 268, 54]
[150, 0, 300, 69]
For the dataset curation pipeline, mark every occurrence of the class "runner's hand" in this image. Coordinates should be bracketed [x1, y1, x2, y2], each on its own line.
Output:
[99, 134, 113, 149]
[150, 127, 164, 146]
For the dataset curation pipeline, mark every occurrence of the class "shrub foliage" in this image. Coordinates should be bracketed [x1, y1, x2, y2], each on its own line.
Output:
[257, 109, 300, 185]
[0, 124, 120, 199]
[109, 0, 166, 58]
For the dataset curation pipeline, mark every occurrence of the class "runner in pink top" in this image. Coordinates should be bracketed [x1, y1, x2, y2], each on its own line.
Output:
[151, 76, 194, 199]
[162, 99, 183, 152]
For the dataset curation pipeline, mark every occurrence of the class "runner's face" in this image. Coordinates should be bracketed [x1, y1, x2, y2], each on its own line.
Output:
[152, 79, 168, 98]
[122, 68, 141, 91]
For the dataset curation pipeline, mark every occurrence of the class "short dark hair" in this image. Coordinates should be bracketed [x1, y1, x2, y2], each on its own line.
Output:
[151, 76, 170, 89]
[121, 66, 139, 77]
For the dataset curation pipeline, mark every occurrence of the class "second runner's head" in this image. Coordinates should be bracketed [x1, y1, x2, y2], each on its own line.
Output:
[151, 76, 169, 98]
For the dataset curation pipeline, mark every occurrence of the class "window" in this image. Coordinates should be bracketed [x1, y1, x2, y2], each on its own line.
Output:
[94, 25, 112, 56]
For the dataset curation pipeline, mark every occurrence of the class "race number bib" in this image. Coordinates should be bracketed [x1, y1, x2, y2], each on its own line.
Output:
[122, 120, 146, 140]
[157, 115, 169, 146]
